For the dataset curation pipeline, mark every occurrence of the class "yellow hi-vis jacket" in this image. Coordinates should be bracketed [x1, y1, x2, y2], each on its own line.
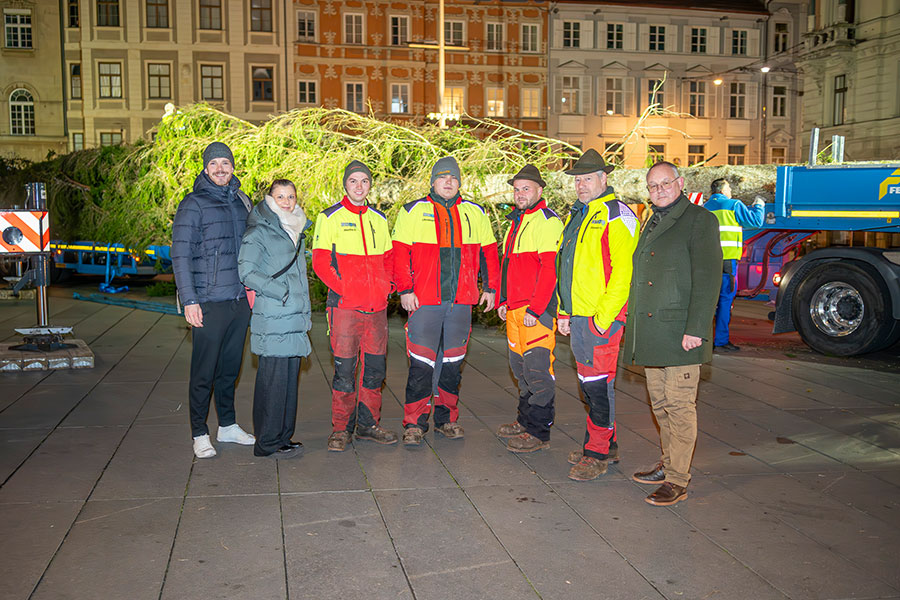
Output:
[556, 190, 639, 330]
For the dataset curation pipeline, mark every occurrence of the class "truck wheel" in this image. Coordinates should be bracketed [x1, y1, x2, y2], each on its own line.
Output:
[792, 262, 893, 356]
[49, 261, 71, 284]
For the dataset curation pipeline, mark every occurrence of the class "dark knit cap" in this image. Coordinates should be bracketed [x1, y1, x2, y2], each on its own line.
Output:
[202, 142, 234, 169]
[507, 164, 546, 188]
[430, 156, 461, 186]
[343, 160, 372, 188]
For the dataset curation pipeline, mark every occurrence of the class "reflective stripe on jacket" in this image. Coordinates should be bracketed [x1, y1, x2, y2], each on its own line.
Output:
[312, 197, 393, 312]
[392, 195, 499, 306]
[702, 193, 765, 261]
[556, 190, 639, 330]
[499, 199, 563, 318]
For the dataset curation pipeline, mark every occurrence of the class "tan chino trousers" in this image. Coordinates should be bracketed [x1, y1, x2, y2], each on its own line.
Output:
[644, 364, 701, 488]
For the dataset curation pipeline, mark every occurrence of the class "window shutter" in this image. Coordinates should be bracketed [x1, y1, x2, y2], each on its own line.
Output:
[681, 25, 689, 53]
[708, 84, 717, 118]
[708, 27, 720, 55]
[746, 81, 758, 119]
[552, 19, 563, 49]
[581, 20, 594, 49]
[682, 81, 691, 115]
[639, 25, 649, 52]
[624, 23, 637, 51]
[725, 28, 735, 54]
[624, 76, 635, 116]
[665, 26, 676, 53]
[554, 75, 563, 113]
[579, 75, 591, 114]
[597, 75, 605, 114]
[665, 77, 675, 110]
[748, 29, 760, 57]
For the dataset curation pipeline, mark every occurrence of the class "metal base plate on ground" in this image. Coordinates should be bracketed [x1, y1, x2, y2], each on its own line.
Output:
[0, 339, 94, 371]
[0, 289, 36, 300]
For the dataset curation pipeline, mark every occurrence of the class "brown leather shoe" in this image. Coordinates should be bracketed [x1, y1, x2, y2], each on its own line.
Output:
[567, 445, 620, 465]
[506, 433, 550, 453]
[632, 462, 665, 484]
[645, 482, 687, 506]
[496, 421, 526, 438]
[327, 431, 352, 452]
[355, 425, 399, 445]
[402, 426, 425, 446]
[434, 422, 464, 439]
[567, 456, 608, 481]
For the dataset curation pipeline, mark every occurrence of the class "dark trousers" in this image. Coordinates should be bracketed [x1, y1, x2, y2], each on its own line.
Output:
[189, 299, 251, 437]
[253, 355, 301, 456]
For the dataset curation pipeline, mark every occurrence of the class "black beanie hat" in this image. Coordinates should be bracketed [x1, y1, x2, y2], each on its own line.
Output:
[202, 142, 234, 169]
[343, 160, 372, 189]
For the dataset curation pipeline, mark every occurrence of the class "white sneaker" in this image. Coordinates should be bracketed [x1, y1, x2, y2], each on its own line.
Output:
[193, 434, 217, 459]
[217, 423, 255, 445]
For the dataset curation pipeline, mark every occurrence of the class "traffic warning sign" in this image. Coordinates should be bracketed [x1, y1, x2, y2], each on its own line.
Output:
[0, 210, 50, 254]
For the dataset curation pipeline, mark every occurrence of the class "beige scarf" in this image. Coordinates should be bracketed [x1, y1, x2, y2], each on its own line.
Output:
[264, 194, 307, 246]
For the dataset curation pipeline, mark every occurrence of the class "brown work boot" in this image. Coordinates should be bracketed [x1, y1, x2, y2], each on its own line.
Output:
[402, 426, 425, 446]
[632, 462, 666, 484]
[496, 421, 526, 438]
[567, 456, 608, 481]
[355, 425, 398, 445]
[567, 445, 620, 465]
[327, 431, 352, 452]
[506, 432, 550, 453]
[434, 422, 465, 439]
[645, 482, 687, 506]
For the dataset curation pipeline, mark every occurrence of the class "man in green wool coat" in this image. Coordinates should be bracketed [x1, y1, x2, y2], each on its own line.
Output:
[624, 161, 722, 507]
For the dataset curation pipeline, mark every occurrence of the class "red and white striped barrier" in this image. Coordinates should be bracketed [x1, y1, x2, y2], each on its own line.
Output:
[0, 210, 50, 254]
[688, 192, 704, 205]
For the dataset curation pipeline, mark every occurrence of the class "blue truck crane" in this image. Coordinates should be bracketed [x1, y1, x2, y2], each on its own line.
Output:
[743, 163, 900, 356]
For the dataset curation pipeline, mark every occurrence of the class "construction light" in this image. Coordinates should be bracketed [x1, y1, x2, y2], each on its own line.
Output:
[761, 66, 771, 73]
[713, 78, 723, 86]
[773, 272, 782, 286]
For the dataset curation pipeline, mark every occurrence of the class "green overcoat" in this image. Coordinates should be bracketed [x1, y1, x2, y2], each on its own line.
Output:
[623, 195, 723, 367]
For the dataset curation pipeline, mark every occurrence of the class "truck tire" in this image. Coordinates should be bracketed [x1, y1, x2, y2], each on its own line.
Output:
[792, 262, 894, 356]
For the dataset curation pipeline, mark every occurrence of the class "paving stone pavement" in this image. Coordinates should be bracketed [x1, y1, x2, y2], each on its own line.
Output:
[1, 297, 899, 600]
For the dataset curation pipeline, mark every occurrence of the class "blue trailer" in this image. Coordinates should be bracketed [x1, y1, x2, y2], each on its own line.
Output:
[49, 241, 172, 283]
[747, 164, 900, 355]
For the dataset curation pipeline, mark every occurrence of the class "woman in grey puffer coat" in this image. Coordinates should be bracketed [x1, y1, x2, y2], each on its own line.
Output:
[238, 179, 312, 458]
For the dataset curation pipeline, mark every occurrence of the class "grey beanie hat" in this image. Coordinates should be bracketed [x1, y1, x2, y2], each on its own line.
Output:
[202, 142, 234, 169]
[430, 156, 461, 186]
[343, 160, 372, 188]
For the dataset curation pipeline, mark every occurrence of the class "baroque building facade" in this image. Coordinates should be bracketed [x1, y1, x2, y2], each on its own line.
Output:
[547, 0, 806, 168]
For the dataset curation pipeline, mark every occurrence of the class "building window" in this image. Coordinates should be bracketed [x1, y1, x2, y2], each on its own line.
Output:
[201, 64, 224, 100]
[689, 81, 706, 117]
[390, 83, 409, 113]
[100, 131, 123, 146]
[199, 0, 221, 30]
[390, 15, 409, 45]
[560, 76, 580, 114]
[443, 86, 464, 113]
[72, 132, 84, 151]
[562, 21, 580, 48]
[148, 63, 171, 99]
[647, 79, 664, 113]
[691, 27, 707, 53]
[486, 87, 504, 117]
[250, 0, 272, 32]
[687, 144, 705, 166]
[4, 10, 32, 48]
[297, 80, 317, 104]
[732, 29, 748, 55]
[772, 85, 787, 117]
[297, 10, 315, 42]
[252, 67, 273, 101]
[486, 22, 503, 51]
[70, 64, 82, 99]
[68, 0, 79, 27]
[647, 143, 665, 163]
[98, 62, 123, 98]
[521, 23, 539, 53]
[774, 22, 789, 53]
[728, 144, 746, 165]
[607, 23, 623, 50]
[833, 74, 847, 125]
[444, 20, 463, 46]
[97, 0, 120, 27]
[344, 13, 363, 44]
[604, 142, 624, 164]
[345, 82, 365, 112]
[729, 82, 746, 118]
[521, 87, 540, 118]
[770, 147, 786, 164]
[9, 89, 35, 136]
[605, 77, 623, 115]
[649, 25, 665, 51]
[146, 0, 168, 28]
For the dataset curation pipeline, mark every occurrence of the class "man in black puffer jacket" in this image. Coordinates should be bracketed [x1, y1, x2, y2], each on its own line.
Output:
[172, 142, 256, 459]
